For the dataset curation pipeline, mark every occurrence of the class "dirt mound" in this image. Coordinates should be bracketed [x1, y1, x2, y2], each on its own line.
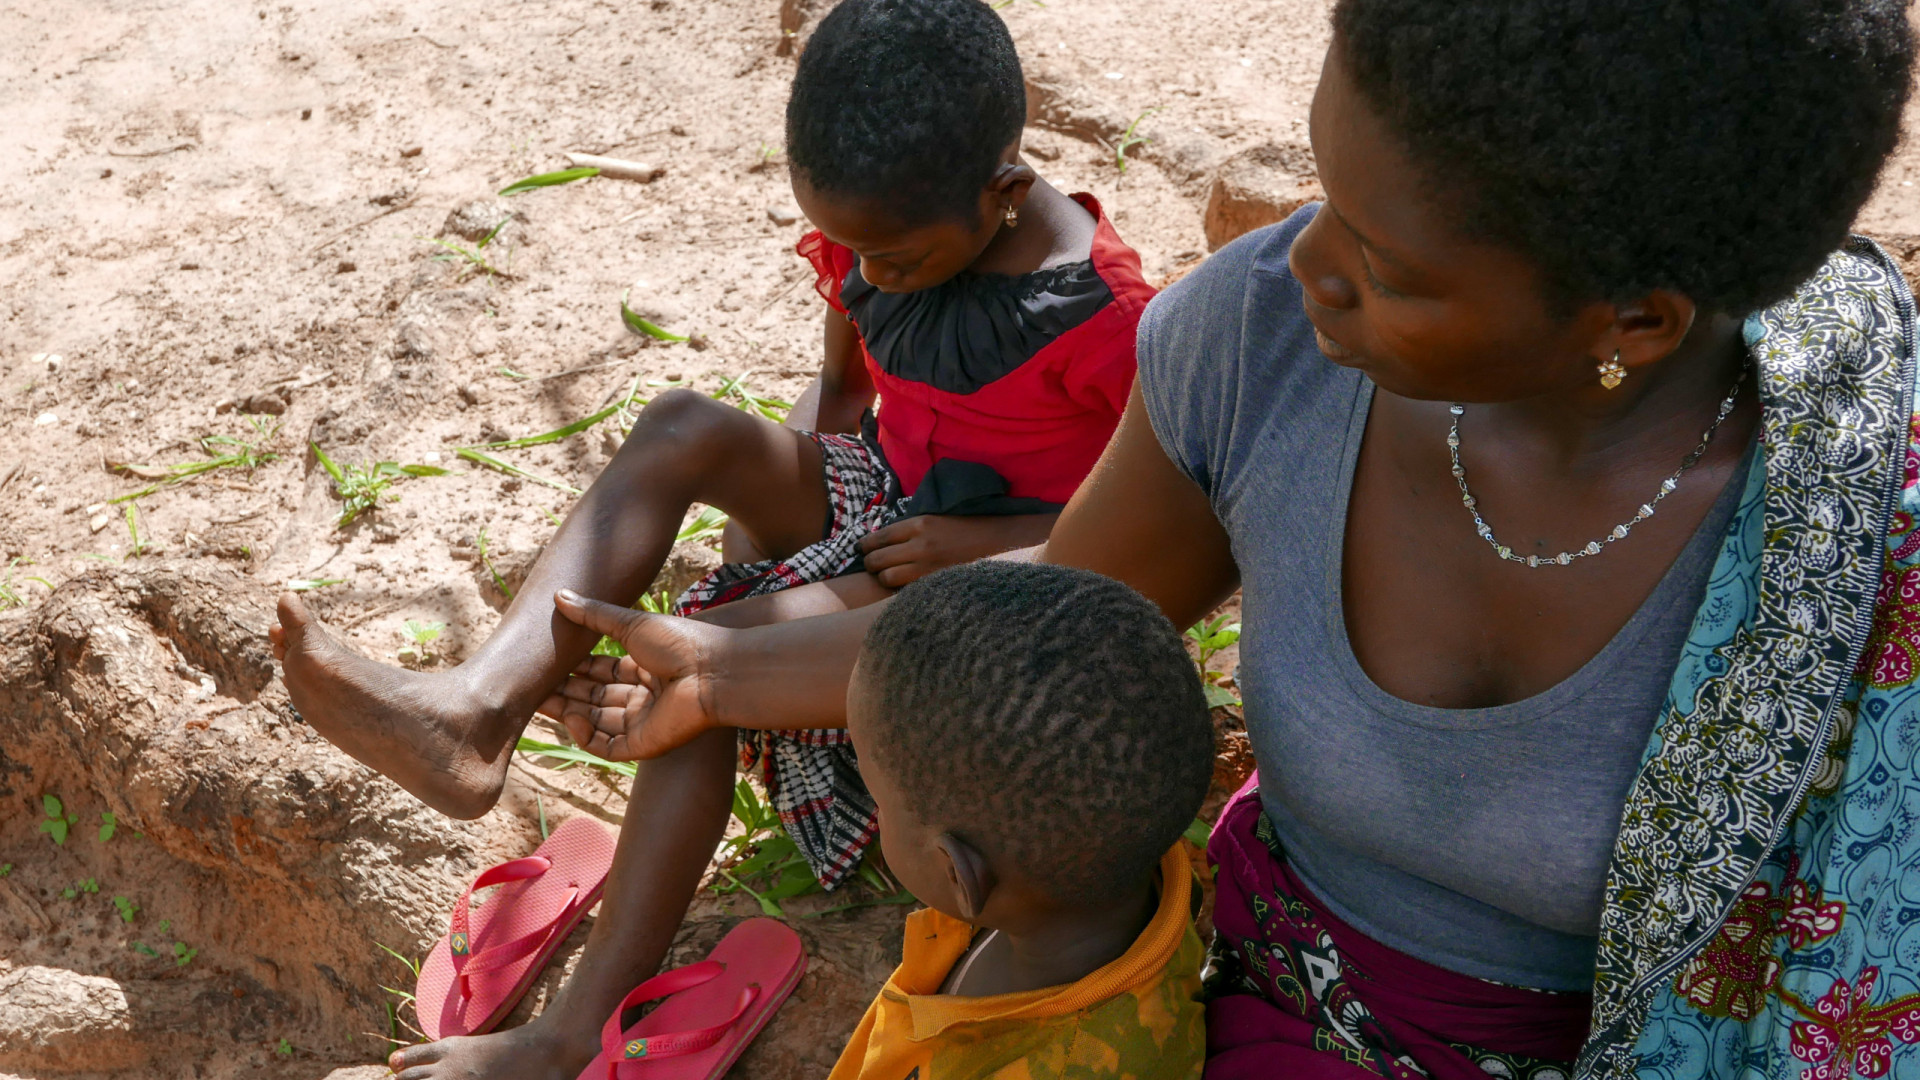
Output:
[0, 564, 913, 1078]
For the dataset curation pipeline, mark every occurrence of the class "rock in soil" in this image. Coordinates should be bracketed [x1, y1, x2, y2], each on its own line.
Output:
[1203, 142, 1324, 250]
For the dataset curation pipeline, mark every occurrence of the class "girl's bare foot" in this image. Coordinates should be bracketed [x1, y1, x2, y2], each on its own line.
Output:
[270, 593, 517, 819]
[389, 1014, 597, 1080]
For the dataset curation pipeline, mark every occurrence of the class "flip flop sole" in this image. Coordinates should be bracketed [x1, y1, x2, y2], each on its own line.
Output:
[416, 816, 617, 1041]
[577, 918, 807, 1080]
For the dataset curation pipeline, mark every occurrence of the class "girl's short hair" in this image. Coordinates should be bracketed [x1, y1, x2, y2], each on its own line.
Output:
[1335, 0, 1914, 315]
[787, 0, 1027, 226]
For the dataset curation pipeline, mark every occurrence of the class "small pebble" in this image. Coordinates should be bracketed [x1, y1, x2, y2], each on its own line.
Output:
[300, 108, 312, 120]
[88, 512, 109, 533]
[670, 124, 688, 136]
[336, 260, 357, 274]
[400, 145, 423, 158]
[33, 411, 57, 426]
[1103, 71, 1125, 79]
[767, 205, 800, 226]
[44, 354, 61, 372]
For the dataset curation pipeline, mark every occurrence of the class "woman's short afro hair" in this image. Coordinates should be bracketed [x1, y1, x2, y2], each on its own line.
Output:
[786, 0, 1026, 226]
[1333, 0, 1915, 314]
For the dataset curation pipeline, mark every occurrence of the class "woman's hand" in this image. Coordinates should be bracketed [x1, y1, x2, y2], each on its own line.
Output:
[537, 589, 724, 760]
[857, 512, 1059, 588]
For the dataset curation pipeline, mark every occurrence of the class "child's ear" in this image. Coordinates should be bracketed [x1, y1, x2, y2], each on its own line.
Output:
[937, 832, 997, 922]
[986, 161, 1038, 211]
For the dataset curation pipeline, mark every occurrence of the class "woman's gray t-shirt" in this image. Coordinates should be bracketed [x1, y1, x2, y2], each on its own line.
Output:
[1138, 207, 1752, 992]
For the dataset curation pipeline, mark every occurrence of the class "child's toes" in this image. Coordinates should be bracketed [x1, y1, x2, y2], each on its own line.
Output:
[390, 1041, 446, 1073]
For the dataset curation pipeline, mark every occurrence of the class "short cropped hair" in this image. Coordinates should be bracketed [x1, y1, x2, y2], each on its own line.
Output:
[856, 562, 1214, 906]
[1333, 0, 1915, 314]
[786, 0, 1027, 225]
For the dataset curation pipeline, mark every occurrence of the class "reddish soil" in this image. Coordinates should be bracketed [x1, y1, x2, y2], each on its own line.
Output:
[1, 1, 1914, 1077]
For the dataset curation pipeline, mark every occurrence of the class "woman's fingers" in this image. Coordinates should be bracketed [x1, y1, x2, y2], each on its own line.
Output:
[554, 589, 644, 641]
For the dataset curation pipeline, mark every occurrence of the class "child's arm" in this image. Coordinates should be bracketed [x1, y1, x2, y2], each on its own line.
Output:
[794, 308, 873, 435]
[856, 512, 1059, 588]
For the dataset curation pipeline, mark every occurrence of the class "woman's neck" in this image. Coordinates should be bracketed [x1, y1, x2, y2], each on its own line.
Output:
[1470, 313, 1753, 472]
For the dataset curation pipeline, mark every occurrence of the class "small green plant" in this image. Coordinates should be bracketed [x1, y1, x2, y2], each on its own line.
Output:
[158, 919, 171, 934]
[131, 941, 159, 958]
[0, 557, 52, 611]
[110, 416, 282, 504]
[476, 527, 512, 600]
[285, 578, 346, 592]
[397, 620, 445, 666]
[113, 895, 139, 923]
[677, 505, 729, 545]
[275, 1038, 294, 1057]
[375, 943, 424, 1051]
[637, 590, 674, 615]
[63, 878, 98, 899]
[98, 811, 116, 843]
[1115, 107, 1160, 174]
[311, 443, 449, 528]
[172, 941, 198, 967]
[418, 213, 517, 279]
[122, 504, 151, 557]
[0, 863, 12, 877]
[1187, 614, 1242, 708]
[750, 143, 782, 172]
[39, 795, 77, 845]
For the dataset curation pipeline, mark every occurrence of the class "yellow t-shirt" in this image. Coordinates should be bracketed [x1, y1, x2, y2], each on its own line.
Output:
[827, 844, 1206, 1080]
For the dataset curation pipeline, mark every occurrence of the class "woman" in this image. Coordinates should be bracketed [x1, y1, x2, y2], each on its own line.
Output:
[541, 1, 1918, 1077]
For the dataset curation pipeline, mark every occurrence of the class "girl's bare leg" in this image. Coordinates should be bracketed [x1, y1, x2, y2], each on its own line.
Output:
[384, 573, 892, 1080]
[268, 390, 830, 819]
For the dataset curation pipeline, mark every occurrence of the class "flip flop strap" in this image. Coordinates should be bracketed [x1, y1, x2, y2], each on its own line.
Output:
[599, 962, 761, 1074]
[447, 855, 578, 990]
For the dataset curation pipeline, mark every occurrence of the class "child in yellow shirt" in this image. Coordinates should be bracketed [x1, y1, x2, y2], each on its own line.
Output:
[833, 561, 1214, 1079]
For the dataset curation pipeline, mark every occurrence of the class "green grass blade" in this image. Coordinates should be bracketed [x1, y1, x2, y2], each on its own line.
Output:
[311, 443, 344, 484]
[453, 448, 582, 495]
[516, 737, 638, 777]
[499, 167, 599, 195]
[464, 403, 622, 451]
[620, 287, 691, 342]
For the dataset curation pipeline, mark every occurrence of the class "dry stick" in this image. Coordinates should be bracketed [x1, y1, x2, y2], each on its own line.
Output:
[106, 143, 195, 158]
[308, 196, 422, 256]
[339, 588, 438, 630]
[564, 152, 664, 182]
[0, 459, 23, 494]
[531, 358, 629, 382]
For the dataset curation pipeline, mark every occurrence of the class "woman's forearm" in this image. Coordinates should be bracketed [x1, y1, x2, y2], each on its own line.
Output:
[711, 602, 886, 730]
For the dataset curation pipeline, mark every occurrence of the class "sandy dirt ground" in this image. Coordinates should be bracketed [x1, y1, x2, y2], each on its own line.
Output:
[0, 0, 1916, 1078]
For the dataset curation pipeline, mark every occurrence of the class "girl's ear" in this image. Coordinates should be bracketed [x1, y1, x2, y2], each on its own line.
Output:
[937, 832, 997, 922]
[986, 160, 1038, 214]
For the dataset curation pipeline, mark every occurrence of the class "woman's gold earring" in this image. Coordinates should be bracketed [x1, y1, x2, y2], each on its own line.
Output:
[1003, 205, 1018, 227]
[1598, 352, 1627, 390]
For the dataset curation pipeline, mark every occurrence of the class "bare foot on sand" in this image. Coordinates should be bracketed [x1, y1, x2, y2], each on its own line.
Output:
[270, 593, 517, 819]
[389, 1013, 597, 1080]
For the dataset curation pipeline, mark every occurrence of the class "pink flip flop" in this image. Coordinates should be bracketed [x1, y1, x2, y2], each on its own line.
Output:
[416, 815, 617, 1040]
[575, 918, 806, 1080]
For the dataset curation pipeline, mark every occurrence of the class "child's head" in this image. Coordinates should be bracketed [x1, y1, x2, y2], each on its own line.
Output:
[848, 562, 1214, 925]
[786, 0, 1032, 294]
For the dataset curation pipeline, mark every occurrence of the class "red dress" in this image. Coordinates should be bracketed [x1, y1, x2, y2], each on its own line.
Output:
[796, 193, 1154, 508]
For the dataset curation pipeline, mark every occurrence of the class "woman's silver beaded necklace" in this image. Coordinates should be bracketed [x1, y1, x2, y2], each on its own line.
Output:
[1446, 367, 1747, 568]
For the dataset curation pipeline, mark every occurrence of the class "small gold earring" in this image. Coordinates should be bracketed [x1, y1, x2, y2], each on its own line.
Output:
[1003, 205, 1018, 227]
[1598, 352, 1627, 390]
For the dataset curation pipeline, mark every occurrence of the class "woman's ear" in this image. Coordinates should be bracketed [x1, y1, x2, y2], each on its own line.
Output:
[1605, 289, 1699, 374]
[936, 832, 997, 922]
